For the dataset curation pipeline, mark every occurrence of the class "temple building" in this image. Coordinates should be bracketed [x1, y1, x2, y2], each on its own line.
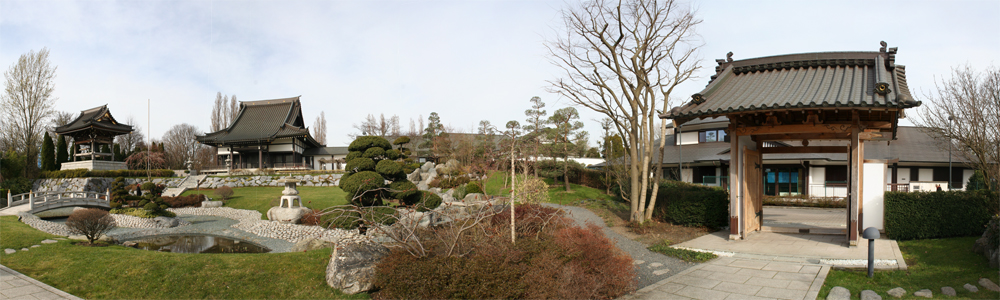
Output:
[196, 96, 341, 171]
[55, 105, 133, 171]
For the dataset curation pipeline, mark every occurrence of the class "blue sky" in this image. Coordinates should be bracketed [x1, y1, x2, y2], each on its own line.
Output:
[1, 0, 997, 147]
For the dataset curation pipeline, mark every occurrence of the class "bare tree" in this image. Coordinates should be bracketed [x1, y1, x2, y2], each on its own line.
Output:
[66, 208, 116, 244]
[548, 0, 701, 223]
[48, 111, 74, 133]
[2, 48, 58, 177]
[313, 111, 327, 145]
[114, 116, 145, 158]
[211, 92, 224, 132]
[351, 113, 402, 140]
[162, 123, 204, 170]
[914, 65, 999, 189]
[229, 95, 238, 123]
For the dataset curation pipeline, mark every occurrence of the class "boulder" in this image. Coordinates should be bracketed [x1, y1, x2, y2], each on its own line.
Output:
[429, 188, 441, 194]
[417, 182, 429, 191]
[266, 207, 311, 224]
[940, 287, 956, 296]
[290, 238, 332, 252]
[827, 286, 850, 300]
[41, 239, 57, 244]
[980, 278, 1000, 292]
[440, 194, 456, 203]
[963, 283, 979, 292]
[326, 242, 390, 294]
[201, 201, 224, 208]
[154, 216, 180, 228]
[4, 249, 15, 254]
[912, 289, 932, 298]
[407, 170, 421, 182]
[463, 193, 486, 202]
[122, 241, 137, 247]
[886, 287, 906, 298]
[860, 290, 881, 300]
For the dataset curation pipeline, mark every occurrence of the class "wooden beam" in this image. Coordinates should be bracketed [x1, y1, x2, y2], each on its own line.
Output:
[760, 146, 848, 154]
[753, 133, 851, 141]
[859, 131, 892, 141]
[732, 123, 854, 136]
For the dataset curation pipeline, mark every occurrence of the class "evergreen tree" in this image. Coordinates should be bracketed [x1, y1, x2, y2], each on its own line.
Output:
[56, 135, 68, 169]
[113, 144, 122, 161]
[40, 132, 56, 171]
[547, 107, 585, 192]
[101, 144, 110, 161]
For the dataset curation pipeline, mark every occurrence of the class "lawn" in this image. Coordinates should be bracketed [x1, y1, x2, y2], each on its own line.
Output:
[0, 216, 365, 299]
[818, 236, 1000, 299]
[181, 186, 349, 219]
[482, 171, 618, 205]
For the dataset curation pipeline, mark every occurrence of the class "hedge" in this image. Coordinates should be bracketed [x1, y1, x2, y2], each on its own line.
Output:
[40, 169, 175, 179]
[884, 190, 999, 240]
[651, 180, 729, 229]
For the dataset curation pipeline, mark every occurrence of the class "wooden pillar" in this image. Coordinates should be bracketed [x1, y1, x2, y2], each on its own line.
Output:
[228, 146, 233, 172]
[258, 145, 263, 169]
[90, 140, 96, 161]
[849, 127, 861, 246]
[729, 128, 741, 240]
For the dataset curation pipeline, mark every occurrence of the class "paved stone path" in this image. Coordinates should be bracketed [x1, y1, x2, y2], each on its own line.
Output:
[621, 257, 831, 300]
[0, 264, 81, 300]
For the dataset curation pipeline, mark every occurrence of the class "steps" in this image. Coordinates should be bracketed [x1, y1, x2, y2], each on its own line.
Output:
[162, 175, 208, 197]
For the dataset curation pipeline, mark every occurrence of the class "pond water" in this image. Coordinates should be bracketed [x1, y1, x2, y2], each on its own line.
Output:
[129, 235, 271, 254]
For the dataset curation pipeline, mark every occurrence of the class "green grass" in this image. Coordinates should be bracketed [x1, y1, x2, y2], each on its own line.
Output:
[648, 240, 718, 263]
[818, 236, 1000, 299]
[181, 186, 349, 219]
[483, 171, 618, 205]
[0, 216, 366, 299]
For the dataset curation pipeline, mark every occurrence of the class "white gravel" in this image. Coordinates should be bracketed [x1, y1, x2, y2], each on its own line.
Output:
[820, 258, 899, 266]
[110, 214, 192, 228]
[16, 213, 74, 236]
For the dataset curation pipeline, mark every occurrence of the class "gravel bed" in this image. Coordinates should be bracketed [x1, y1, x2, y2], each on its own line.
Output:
[111, 214, 192, 228]
[16, 212, 74, 236]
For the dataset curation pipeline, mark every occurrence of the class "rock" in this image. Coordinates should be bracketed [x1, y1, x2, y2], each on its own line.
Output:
[941, 287, 956, 296]
[980, 278, 1000, 292]
[827, 286, 850, 300]
[440, 194, 456, 203]
[860, 290, 881, 300]
[912, 289, 932, 298]
[266, 207, 310, 224]
[963, 283, 979, 292]
[153, 216, 180, 228]
[407, 170, 421, 182]
[41, 239, 57, 244]
[326, 242, 390, 294]
[429, 187, 441, 194]
[463, 193, 486, 202]
[417, 182, 429, 191]
[290, 238, 332, 252]
[122, 241, 137, 247]
[20, 248, 29, 251]
[4, 249, 15, 254]
[201, 200, 223, 208]
[31, 245, 40, 248]
[886, 287, 906, 298]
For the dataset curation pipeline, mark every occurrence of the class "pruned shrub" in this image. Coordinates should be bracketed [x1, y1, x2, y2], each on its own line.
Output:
[513, 176, 549, 204]
[652, 180, 729, 229]
[417, 191, 443, 212]
[363, 147, 385, 159]
[885, 190, 999, 240]
[339, 171, 386, 206]
[214, 186, 234, 200]
[429, 176, 470, 189]
[345, 157, 375, 173]
[465, 182, 484, 194]
[41, 168, 174, 179]
[66, 208, 116, 244]
[375, 159, 404, 180]
[389, 180, 421, 206]
[162, 194, 205, 208]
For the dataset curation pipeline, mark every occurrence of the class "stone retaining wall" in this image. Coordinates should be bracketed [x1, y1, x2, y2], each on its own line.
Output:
[197, 174, 342, 189]
[30, 174, 342, 193]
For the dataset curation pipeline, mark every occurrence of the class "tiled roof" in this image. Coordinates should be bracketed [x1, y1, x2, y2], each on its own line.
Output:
[196, 96, 321, 147]
[303, 146, 349, 156]
[663, 43, 920, 121]
[54, 105, 133, 135]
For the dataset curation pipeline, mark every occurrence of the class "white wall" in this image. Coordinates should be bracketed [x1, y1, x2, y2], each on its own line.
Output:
[806, 166, 847, 198]
[862, 162, 887, 231]
[962, 169, 975, 190]
[270, 144, 294, 152]
[896, 168, 910, 183]
[681, 168, 693, 182]
[918, 168, 933, 182]
[675, 132, 699, 145]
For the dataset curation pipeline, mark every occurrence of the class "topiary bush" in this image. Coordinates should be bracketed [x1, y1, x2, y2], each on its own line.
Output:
[465, 182, 484, 194]
[342, 136, 411, 207]
[162, 194, 205, 208]
[375, 159, 404, 180]
[345, 157, 376, 173]
[651, 180, 728, 229]
[417, 191, 443, 212]
[339, 171, 386, 206]
[885, 190, 999, 240]
[389, 180, 421, 206]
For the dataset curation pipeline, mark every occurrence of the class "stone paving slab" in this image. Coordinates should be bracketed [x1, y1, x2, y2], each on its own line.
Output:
[620, 257, 831, 300]
[0, 265, 81, 300]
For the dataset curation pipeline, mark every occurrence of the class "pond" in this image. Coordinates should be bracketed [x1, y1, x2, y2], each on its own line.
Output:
[128, 235, 271, 254]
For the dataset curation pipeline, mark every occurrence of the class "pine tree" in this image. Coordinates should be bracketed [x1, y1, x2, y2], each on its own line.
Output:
[41, 132, 56, 171]
[56, 134, 68, 169]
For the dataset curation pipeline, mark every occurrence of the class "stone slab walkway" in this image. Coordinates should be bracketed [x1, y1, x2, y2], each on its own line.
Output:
[0, 264, 81, 300]
[621, 257, 831, 300]
[675, 231, 906, 269]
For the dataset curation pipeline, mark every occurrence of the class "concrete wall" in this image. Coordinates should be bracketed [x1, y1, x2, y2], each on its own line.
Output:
[862, 162, 887, 230]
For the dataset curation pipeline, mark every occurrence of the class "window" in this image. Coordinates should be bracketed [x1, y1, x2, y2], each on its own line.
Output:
[698, 129, 729, 143]
[764, 166, 802, 196]
[910, 168, 920, 181]
[825, 166, 847, 183]
[692, 166, 716, 184]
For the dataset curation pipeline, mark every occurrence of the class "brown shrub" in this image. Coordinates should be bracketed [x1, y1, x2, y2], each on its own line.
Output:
[66, 208, 115, 244]
[489, 204, 569, 239]
[300, 209, 322, 226]
[162, 194, 205, 208]
[214, 186, 234, 200]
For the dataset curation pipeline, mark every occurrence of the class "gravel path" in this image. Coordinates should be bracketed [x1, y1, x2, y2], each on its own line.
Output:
[541, 203, 698, 289]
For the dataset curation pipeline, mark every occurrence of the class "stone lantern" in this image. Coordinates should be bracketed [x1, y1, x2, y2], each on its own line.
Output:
[266, 178, 311, 223]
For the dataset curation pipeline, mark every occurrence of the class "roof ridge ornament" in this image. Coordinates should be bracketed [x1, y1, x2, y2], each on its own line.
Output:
[879, 41, 887, 53]
[726, 52, 734, 62]
[691, 93, 705, 104]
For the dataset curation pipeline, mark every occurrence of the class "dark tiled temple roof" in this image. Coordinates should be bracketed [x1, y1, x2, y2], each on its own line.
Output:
[303, 146, 349, 156]
[663, 43, 921, 122]
[196, 96, 322, 147]
[54, 105, 133, 135]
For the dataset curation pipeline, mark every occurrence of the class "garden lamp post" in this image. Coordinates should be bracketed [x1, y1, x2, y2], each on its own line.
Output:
[948, 115, 953, 190]
[862, 227, 880, 278]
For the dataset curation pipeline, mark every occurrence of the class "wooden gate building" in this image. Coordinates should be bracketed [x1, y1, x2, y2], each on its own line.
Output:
[661, 42, 921, 245]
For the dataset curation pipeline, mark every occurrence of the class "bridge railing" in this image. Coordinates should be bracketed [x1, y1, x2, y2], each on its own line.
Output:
[5, 190, 111, 210]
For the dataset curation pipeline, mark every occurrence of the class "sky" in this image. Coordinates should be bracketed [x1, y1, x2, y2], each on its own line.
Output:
[1, 0, 998, 147]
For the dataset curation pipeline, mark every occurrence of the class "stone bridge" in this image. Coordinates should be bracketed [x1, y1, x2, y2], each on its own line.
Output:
[5, 190, 111, 214]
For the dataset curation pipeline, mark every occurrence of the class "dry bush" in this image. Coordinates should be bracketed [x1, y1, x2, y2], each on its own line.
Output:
[66, 208, 116, 244]
[214, 186, 234, 200]
[300, 209, 323, 226]
[162, 194, 205, 208]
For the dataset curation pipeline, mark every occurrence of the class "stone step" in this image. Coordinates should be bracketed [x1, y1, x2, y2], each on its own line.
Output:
[761, 226, 846, 235]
